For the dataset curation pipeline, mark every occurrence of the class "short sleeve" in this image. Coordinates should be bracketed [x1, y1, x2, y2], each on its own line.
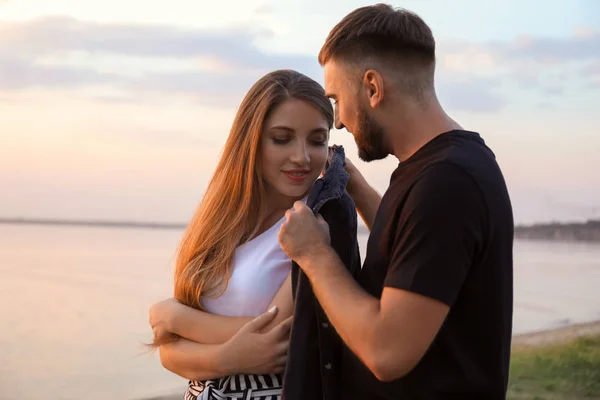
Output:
[383, 162, 487, 306]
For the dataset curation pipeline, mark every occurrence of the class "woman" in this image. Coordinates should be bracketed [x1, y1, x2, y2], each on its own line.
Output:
[149, 69, 334, 399]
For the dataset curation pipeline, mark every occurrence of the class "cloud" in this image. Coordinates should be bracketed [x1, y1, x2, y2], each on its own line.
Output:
[541, 86, 565, 96]
[0, 55, 125, 89]
[581, 61, 600, 88]
[437, 77, 506, 112]
[441, 28, 600, 65]
[437, 29, 600, 109]
[537, 101, 555, 110]
[499, 33, 600, 63]
[0, 16, 317, 70]
[0, 16, 322, 104]
[2, 16, 597, 113]
[254, 4, 274, 14]
[0, 15, 501, 112]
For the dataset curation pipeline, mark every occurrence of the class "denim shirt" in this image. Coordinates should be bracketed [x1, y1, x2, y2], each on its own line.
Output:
[281, 145, 362, 400]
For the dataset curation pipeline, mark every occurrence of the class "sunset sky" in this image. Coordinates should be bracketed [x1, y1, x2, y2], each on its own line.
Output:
[1, 0, 599, 225]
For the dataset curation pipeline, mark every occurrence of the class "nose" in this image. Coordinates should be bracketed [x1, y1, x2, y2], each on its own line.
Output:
[290, 141, 310, 165]
[334, 107, 345, 130]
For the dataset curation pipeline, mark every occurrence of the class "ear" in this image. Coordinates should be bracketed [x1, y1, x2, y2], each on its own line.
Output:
[363, 69, 384, 109]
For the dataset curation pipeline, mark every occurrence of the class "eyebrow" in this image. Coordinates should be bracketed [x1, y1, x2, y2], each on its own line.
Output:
[269, 125, 295, 133]
[269, 126, 328, 134]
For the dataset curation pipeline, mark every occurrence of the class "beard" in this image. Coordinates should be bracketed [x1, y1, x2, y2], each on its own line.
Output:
[353, 105, 390, 162]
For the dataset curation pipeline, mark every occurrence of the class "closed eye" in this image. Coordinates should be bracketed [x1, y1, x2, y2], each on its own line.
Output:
[272, 138, 291, 145]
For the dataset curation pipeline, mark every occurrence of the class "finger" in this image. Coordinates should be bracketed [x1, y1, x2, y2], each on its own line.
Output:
[316, 213, 330, 230]
[273, 355, 288, 368]
[274, 340, 289, 356]
[277, 355, 288, 364]
[293, 201, 313, 216]
[344, 155, 355, 167]
[153, 328, 167, 340]
[148, 307, 156, 325]
[244, 306, 279, 332]
[275, 315, 294, 334]
[284, 208, 294, 221]
[272, 366, 285, 374]
[268, 359, 287, 374]
[316, 213, 330, 233]
[293, 200, 306, 211]
[268, 316, 293, 340]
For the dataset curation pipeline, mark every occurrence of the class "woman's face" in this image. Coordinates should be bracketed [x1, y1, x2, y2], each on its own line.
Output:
[261, 98, 330, 205]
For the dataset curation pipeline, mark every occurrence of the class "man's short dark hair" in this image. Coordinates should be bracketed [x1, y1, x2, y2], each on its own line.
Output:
[319, 4, 436, 97]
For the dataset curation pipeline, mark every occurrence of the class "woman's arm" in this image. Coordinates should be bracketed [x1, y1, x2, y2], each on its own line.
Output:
[159, 339, 227, 381]
[261, 271, 293, 332]
[150, 299, 252, 345]
[159, 308, 292, 381]
[150, 271, 294, 345]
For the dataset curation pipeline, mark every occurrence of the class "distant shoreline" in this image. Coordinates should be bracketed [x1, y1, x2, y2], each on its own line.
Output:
[514, 219, 600, 242]
[2, 217, 600, 242]
[0, 217, 187, 230]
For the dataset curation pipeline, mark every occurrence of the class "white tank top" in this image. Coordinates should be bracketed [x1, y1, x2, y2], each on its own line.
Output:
[201, 216, 292, 317]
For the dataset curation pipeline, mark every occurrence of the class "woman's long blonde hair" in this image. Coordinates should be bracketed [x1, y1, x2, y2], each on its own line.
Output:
[174, 69, 333, 310]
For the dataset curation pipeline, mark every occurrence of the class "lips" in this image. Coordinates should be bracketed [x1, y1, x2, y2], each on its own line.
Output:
[283, 170, 310, 183]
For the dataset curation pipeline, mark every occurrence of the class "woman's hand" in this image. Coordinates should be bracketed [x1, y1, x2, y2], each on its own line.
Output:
[220, 307, 293, 375]
[149, 298, 181, 344]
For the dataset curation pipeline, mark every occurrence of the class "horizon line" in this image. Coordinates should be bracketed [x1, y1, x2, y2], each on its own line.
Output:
[0, 217, 598, 232]
[0, 217, 187, 230]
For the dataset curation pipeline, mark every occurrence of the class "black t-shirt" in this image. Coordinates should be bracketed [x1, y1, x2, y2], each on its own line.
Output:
[340, 130, 514, 399]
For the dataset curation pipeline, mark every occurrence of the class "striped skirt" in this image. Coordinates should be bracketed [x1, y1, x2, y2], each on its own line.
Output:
[184, 373, 283, 400]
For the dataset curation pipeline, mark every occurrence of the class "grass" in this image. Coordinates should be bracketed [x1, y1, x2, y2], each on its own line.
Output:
[507, 335, 600, 399]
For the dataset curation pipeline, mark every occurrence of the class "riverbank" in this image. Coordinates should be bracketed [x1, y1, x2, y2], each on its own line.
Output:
[143, 320, 600, 400]
[512, 320, 600, 349]
[509, 325, 600, 399]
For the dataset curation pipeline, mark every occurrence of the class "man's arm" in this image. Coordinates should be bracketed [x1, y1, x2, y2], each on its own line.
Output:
[279, 162, 484, 381]
[299, 249, 449, 381]
[150, 272, 293, 344]
[344, 157, 381, 231]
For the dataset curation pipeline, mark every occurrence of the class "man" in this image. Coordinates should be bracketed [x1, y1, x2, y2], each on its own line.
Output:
[278, 4, 514, 399]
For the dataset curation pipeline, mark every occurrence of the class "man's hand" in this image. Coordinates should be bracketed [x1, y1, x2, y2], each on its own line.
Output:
[343, 155, 382, 231]
[278, 201, 331, 266]
[221, 307, 293, 375]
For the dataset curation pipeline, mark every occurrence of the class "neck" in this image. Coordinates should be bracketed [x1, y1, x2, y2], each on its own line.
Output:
[264, 188, 307, 217]
[384, 96, 462, 162]
[247, 192, 290, 240]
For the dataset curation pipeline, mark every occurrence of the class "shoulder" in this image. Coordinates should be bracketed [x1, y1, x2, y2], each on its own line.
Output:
[418, 160, 481, 193]
[398, 161, 488, 226]
[386, 159, 484, 203]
